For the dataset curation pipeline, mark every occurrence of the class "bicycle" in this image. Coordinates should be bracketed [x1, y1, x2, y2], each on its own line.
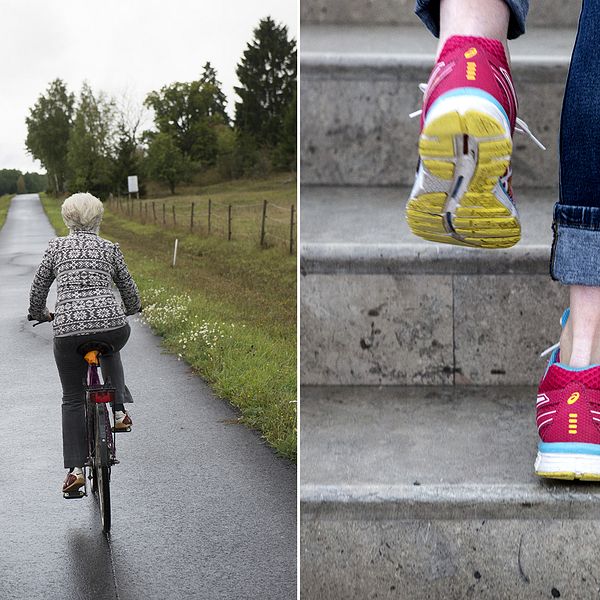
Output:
[28, 314, 121, 533]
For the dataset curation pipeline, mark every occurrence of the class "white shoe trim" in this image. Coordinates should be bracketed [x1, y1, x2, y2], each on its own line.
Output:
[535, 451, 600, 476]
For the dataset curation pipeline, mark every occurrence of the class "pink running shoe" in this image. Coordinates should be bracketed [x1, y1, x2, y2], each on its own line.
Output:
[536, 310, 600, 480]
[407, 35, 530, 249]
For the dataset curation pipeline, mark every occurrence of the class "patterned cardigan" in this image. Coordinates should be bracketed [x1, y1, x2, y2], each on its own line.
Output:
[28, 231, 141, 337]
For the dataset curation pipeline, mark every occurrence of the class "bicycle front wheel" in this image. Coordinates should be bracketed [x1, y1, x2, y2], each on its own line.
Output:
[94, 404, 112, 533]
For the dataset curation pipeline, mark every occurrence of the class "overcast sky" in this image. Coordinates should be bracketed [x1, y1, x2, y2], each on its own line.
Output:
[1, 0, 297, 173]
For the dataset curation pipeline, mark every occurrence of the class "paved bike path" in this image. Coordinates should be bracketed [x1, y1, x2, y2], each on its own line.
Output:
[0, 195, 296, 599]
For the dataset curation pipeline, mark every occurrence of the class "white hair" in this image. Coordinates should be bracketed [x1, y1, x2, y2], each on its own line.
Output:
[61, 192, 104, 233]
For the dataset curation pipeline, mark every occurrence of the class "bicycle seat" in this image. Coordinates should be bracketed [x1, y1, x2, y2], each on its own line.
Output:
[77, 341, 114, 365]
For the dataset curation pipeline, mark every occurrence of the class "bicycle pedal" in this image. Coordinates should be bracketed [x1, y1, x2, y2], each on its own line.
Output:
[63, 490, 86, 500]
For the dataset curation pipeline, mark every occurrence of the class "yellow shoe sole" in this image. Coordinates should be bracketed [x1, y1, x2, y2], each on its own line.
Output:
[535, 470, 600, 481]
[407, 109, 519, 249]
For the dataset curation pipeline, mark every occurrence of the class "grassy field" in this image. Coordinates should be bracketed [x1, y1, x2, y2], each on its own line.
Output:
[0, 195, 11, 229]
[113, 175, 296, 251]
[41, 177, 297, 460]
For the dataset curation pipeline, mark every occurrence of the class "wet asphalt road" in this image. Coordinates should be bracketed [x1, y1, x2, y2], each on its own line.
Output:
[0, 195, 297, 599]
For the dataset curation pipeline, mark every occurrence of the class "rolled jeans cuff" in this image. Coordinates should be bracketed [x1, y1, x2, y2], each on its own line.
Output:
[551, 203, 600, 286]
[414, 0, 529, 40]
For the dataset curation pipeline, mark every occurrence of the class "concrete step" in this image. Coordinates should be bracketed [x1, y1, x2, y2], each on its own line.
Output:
[301, 0, 581, 28]
[301, 24, 575, 188]
[300, 186, 567, 386]
[300, 385, 600, 599]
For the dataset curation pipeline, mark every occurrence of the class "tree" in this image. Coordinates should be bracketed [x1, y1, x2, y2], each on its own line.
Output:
[16, 175, 26, 194]
[67, 83, 115, 195]
[23, 172, 48, 193]
[0, 169, 22, 195]
[110, 94, 148, 194]
[199, 62, 228, 119]
[25, 79, 74, 194]
[273, 89, 297, 171]
[111, 123, 141, 195]
[234, 17, 297, 148]
[144, 63, 229, 167]
[144, 133, 188, 194]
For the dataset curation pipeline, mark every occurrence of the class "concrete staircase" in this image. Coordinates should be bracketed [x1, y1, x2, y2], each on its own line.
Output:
[299, 2, 600, 598]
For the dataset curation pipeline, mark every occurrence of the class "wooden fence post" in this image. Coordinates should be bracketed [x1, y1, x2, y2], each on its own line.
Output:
[290, 205, 295, 255]
[260, 200, 267, 247]
[208, 199, 212, 234]
[152, 201, 156, 223]
[227, 205, 232, 241]
[172, 205, 177, 227]
[145, 203, 148, 224]
[162, 203, 166, 225]
[190, 202, 195, 231]
[139, 201, 142, 218]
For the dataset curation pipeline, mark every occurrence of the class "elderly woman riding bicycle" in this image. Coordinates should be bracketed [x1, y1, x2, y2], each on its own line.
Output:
[28, 192, 141, 494]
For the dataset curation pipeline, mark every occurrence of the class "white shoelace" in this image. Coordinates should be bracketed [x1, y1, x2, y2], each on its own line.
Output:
[539, 312, 567, 358]
[540, 342, 560, 358]
[409, 83, 546, 150]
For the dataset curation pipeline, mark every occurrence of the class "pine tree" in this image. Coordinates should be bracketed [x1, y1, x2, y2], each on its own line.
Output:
[234, 17, 297, 148]
[199, 62, 228, 120]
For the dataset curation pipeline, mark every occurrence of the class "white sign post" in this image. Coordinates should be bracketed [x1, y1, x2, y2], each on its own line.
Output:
[127, 175, 139, 199]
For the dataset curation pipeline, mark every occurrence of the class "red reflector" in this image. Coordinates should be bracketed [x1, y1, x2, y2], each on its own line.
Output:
[90, 390, 115, 404]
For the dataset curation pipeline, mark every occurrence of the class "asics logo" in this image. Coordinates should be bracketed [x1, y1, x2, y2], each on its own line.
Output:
[567, 392, 580, 405]
[464, 48, 478, 59]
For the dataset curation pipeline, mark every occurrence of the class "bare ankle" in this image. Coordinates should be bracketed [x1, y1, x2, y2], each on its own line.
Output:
[438, 0, 510, 56]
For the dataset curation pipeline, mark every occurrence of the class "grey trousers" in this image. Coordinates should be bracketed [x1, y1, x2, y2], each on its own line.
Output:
[53, 324, 133, 468]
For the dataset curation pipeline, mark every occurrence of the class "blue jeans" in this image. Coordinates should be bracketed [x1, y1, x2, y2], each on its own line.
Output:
[553, 0, 600, 285]
[416, 0, 600, 287]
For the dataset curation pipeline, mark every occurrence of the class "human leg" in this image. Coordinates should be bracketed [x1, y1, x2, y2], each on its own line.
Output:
[96, 325, 134, 430]
[552, 0, 600, 367]
[438, 0, 511, 54]
[53, 337, 88, 470]
[536, 0, 600, 480]
[97, 324, 132, 407]
[415, 0, 528, 41]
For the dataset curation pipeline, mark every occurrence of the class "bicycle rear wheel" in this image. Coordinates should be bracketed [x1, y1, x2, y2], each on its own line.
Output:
[94, 404, 112, 533]
[95, 463, 111, 533]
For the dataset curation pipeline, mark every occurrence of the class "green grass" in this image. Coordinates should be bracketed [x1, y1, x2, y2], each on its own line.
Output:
[0, 195, 12, 229]
[113, 175, 296, 251]
[41, 180, 297, 461]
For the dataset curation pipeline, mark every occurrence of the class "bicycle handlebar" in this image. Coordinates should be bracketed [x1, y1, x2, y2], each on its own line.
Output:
[27, 313, 54, 327]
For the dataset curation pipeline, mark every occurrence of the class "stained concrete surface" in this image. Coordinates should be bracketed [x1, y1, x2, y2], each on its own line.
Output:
[300, 186, 555, 247]
[0, 195, 296, 600]
[300, 386, 600, 598]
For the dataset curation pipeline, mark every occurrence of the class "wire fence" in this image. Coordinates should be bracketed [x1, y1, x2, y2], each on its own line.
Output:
[107, 195, 296, 254]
